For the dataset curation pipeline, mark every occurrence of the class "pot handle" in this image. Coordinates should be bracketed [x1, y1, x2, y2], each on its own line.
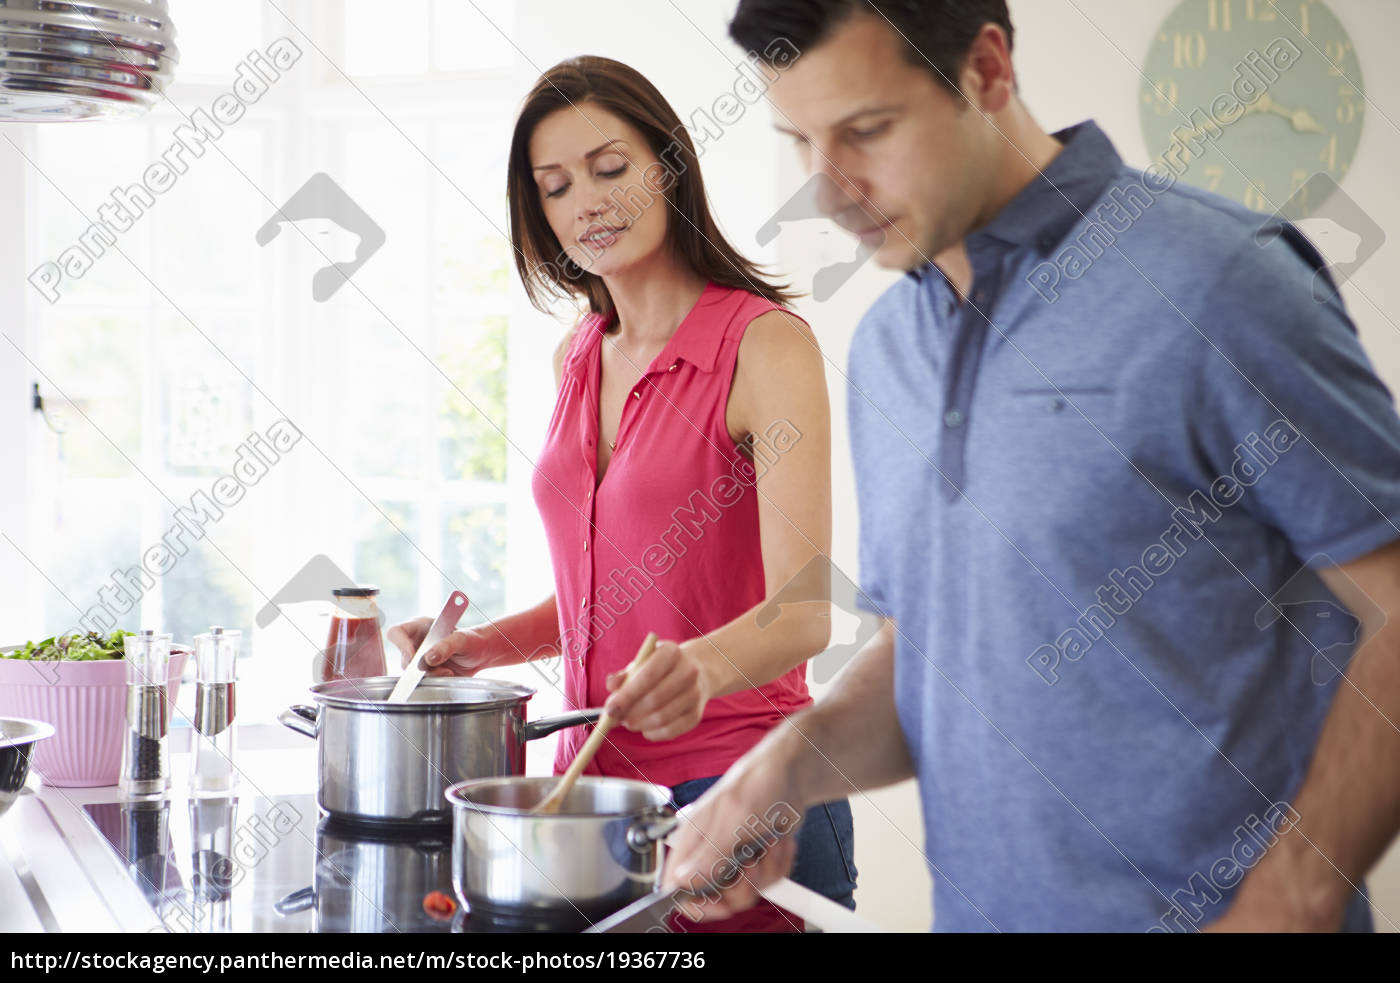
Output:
[627, 813, 680, 852]
[523, 707, 602, 742]
[277, 704, 318, 739]
[274, 885, 315, 916]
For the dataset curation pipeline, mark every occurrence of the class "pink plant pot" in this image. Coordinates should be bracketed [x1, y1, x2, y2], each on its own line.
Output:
[0, 650, 189, 788]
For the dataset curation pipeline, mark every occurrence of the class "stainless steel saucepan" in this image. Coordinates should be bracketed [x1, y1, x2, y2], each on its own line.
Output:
[278, 677, 599, 826]
[444, 775, 676, 929]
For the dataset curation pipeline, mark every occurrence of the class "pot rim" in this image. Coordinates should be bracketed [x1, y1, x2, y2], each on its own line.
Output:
[0, 716, 56, 748]
[308, 675, 536, 712]
[443, 775, 674, 819]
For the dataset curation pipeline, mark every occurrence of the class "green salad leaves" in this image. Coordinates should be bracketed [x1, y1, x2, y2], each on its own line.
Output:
[4, 629, 137, 661]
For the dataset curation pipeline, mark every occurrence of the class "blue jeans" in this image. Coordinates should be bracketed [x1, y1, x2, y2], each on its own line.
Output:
[670, 775, 858, 910]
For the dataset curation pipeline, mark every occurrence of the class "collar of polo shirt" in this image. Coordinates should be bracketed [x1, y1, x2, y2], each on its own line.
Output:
[905, 119, 1124, 285]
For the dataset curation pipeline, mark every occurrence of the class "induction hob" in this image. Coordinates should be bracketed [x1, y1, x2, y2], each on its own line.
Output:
[80, 794, 588, 933]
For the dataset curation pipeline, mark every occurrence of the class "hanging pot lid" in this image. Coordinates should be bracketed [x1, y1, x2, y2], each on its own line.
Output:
[0, 0, 177, 121]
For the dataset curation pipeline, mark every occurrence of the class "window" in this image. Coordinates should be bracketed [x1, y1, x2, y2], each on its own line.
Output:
[11, 1, 556, 730]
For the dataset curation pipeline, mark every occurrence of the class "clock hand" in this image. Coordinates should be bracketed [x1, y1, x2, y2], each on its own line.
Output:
[1246, 92, 1330, 136]
[1242, 92, 1293, 123]
[1289, 108, 1327, 135]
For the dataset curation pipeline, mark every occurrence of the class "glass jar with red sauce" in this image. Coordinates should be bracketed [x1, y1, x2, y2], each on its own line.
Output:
[317, 586, 388, 683]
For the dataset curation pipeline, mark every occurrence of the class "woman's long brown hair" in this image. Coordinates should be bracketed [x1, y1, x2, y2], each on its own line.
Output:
[508, 55, 796, 316]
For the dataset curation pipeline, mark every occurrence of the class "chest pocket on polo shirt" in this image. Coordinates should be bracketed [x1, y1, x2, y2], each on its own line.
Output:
[982, 387, 1128, 490]
[999, 387, 1124, 462]
[1006, 387, 1117, 418]
[977, 386, 1138, 554]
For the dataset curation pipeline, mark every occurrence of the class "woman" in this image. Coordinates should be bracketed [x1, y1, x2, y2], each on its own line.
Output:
[389, 56, 855, 932]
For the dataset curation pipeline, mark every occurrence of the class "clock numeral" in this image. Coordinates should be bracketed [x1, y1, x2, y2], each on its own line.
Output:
[1171, 31, 1208, 69]
[1203, 166, 1225, 192]
[1319, 134, 1338, 171]
[1337, 86, 1362, 126]
[1324, 40, 1354, 77]
[1171, 32, 1208, 69]
[1208, 0, 1233, 31]
[1298, 2, 1311, 37]
[1245, 0, 1277, 21]
[1243, 183, 1270, 212]
[1290, 169, 1311, 194]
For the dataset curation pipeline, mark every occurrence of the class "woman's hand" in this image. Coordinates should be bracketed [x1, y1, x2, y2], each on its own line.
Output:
[603, 639, 714, 740]
[386, 618, 492, 677]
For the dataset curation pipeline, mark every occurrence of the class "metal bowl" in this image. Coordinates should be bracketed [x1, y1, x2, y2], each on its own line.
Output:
[0, 717, 56, 817]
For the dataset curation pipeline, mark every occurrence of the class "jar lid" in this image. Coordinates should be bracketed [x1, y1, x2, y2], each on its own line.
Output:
[332, 586, 379, 597]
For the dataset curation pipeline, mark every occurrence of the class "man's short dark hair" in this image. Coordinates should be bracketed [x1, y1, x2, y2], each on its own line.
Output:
[729, 0, 1013, 96]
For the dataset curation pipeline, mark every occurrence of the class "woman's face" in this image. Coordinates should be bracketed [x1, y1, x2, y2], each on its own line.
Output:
[529, 101, 671, 282]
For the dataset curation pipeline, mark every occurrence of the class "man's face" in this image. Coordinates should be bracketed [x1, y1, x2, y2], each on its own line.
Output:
[529, 101, 671, 281]
[768, 13, 995, 271]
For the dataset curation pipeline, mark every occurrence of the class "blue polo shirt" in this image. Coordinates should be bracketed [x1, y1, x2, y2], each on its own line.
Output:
[849, 120, 1400, 932]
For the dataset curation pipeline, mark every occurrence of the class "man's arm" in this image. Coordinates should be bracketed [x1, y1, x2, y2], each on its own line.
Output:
[1212, 537, 1400, 931]
[660, 620, 914, 919]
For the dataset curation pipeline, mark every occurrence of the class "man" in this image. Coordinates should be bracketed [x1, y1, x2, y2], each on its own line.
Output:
[663, 0, 1400, 931]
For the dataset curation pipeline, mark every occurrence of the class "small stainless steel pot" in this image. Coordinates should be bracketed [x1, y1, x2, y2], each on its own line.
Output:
[445, 775, 677, 928]
[278, 677, 599, 826]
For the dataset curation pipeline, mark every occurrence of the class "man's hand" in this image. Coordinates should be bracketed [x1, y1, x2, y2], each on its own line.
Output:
[1210, 538, 1400, 932]
[604, 639, 714, 740]
[1205, 848, 1345, 932]
[661, 756, 803, 921]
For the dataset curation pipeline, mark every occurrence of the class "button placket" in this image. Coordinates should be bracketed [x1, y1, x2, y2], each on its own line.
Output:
[613, 365, 666, 455]
[938, 269, 997, 502]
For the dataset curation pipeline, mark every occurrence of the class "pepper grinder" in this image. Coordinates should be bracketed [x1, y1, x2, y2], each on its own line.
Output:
[190, 627, 239, 797]
[120, 629, 172, 798]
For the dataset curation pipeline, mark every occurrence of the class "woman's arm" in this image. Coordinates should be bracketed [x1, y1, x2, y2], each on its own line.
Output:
[603, 309, 834, 739]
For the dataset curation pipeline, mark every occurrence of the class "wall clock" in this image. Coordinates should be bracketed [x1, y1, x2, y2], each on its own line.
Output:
[1139, 0, 1364, 218]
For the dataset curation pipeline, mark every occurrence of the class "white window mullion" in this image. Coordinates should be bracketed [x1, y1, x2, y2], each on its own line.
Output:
[1, 127, 36, 639]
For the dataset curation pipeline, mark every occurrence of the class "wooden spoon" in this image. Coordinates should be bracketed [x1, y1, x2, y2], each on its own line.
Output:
[533, 632, 658, 814]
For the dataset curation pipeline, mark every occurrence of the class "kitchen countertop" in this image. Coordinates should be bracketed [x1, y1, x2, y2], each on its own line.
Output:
[0, 725, 319, 934]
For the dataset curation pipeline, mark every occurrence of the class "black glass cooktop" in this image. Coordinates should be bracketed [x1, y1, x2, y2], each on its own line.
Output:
[81, 795, 583, 933]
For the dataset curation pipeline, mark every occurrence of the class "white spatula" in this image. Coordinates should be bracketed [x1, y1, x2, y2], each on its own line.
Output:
[386, 591, 468, 703]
